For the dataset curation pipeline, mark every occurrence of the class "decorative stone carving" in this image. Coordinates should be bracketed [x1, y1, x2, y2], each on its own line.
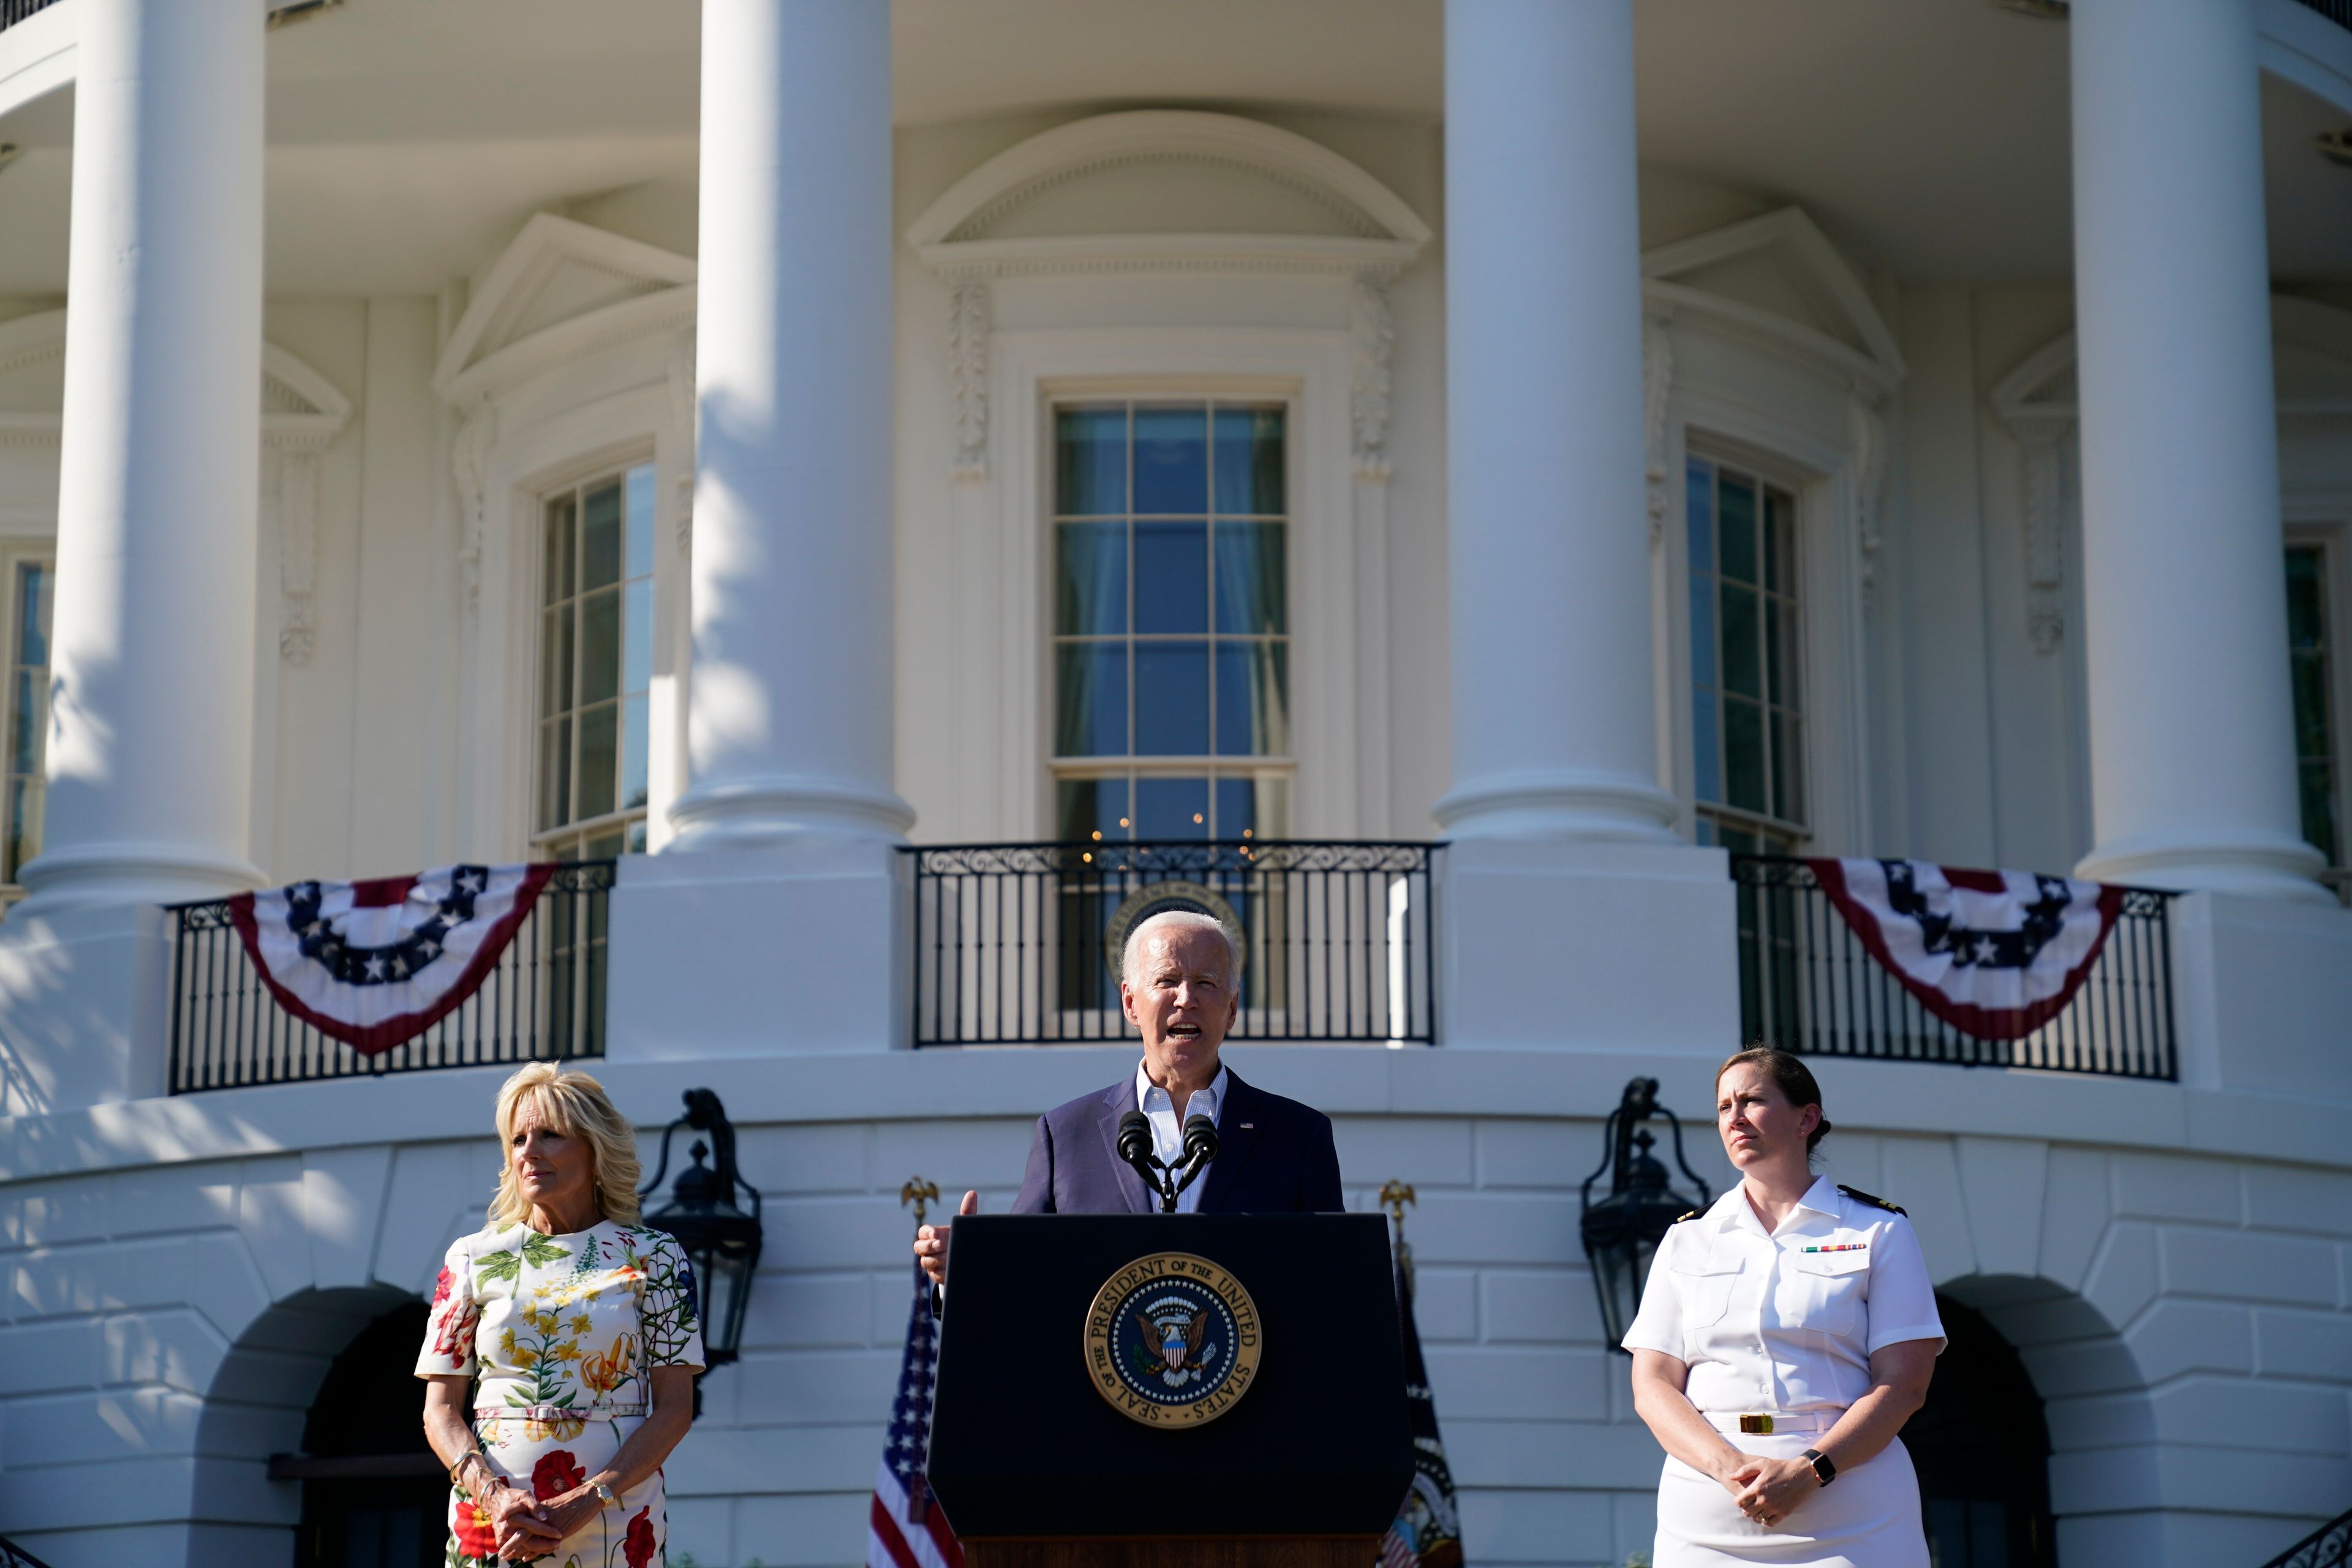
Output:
[2014, 417, 2070, 655]
[1643, 311, 1675, 544]
[277, 451, 319, 665]
[453, 399, 497, 608]
[949, 279, 990, 481]
[1350, 278, 1395, 482]
[1847, 388, 1888, 618]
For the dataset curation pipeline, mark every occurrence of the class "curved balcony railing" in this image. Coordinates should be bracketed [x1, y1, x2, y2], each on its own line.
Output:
[0, 0, 61, 32]
[166, 860, 616, 1093]
[905, 840, 1440, 1047]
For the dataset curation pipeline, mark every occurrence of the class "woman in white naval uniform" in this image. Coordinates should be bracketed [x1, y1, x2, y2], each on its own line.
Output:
[1624, 1048, 1944, 1567]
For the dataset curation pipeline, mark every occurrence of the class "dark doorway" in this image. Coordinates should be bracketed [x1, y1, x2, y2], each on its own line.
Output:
[1905, 1294, 2057, 1568]
[288, 1300, 446, 1568]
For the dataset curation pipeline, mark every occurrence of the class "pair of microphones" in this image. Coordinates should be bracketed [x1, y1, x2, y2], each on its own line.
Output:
[1116, 1108, 1219, 1213]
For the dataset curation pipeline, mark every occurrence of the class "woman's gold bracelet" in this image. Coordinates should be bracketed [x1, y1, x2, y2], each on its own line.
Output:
[449, 1452, 492, 1496]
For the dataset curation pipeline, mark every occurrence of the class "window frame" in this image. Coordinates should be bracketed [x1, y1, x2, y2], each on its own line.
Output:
[1044, 394, 1297, 843]
[0, 540, 51, 899]
[2286, 521, 2352, 877]
[1684, 453, 1810, 851]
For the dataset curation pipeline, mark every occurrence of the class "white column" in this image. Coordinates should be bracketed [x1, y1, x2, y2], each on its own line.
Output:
[2069, 0, 2326, 900]
[666, 0, 911, 848]
[1433, 0, 1675, 843]
[18, 0, 266, 913]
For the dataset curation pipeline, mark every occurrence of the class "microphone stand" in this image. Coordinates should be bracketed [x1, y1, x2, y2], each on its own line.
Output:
[1118, 1109, 1222, 1213]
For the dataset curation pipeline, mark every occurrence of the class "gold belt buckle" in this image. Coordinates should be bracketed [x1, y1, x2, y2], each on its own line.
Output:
[1739, 1414, 1774, 1435]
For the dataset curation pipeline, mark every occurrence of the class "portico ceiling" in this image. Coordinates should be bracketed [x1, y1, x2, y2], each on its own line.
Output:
[0, 0, 2344, 293]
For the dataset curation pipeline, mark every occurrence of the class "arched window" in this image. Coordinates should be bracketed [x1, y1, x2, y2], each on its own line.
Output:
[1906, 1294, 2057, 1567]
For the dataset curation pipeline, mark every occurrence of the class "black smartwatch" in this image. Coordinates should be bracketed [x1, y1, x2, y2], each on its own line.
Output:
[1801, 1448, 1837, 1487]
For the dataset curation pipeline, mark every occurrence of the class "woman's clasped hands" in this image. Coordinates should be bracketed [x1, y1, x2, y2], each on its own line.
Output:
[1714, 1451, 1821, 1531]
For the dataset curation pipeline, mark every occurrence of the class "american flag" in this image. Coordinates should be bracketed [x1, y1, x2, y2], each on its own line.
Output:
[868, 1260, 965, 1568]
[1378, 1241, 1463, 1568]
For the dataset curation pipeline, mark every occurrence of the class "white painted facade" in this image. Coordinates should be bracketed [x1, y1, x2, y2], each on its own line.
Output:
[0, 2, 2346, 1566]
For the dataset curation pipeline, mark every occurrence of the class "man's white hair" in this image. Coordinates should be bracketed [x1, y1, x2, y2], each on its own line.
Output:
[1121, 909, 1238, 992]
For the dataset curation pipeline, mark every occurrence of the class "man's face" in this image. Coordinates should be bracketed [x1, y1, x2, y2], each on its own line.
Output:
[1121, 925, 1238, 1087]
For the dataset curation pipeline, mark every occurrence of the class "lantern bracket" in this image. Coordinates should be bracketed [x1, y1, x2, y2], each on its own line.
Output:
[1578, 1077, 1711, 1217]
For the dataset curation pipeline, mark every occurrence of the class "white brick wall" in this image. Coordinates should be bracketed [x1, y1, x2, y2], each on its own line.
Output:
[0, 1076, 2348, 1568]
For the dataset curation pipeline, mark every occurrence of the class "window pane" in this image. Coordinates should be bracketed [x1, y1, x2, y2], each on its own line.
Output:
[4, 777, 37, 883]
[1214, 775, 1287, 839]
[16, 563, 49, 668]
[539, 718, 572, 832]
[1134, 405, 1208, 515]
[1720, 475, 1758, 584]
[1721, 584, 1762, 699]
[1215, 642, 1289, 756]
[1055, 406, 1128, 516]
[2301, 759, 2339, 866]
[2292, 649, 2331, 759]
[625, 463, 656, 579]
[1134, 642, 1211, 755]
[582, 480, 624, 590]
[1688, 574, 1717, 692]
[1135, 776, 1210, 839]
[1213, 407, 1284, 514]
[1771, 711, 1805, 823]
[627, 820, 648, 854]
[543, 496, 576, 606]
[1725, 698, 1767, 813]
[1056, 522, 1128, 636]
[1134, 521, 1208, 635]
[1766, 598, 1794, 707]
[1692, 690, 1722, 805]
[580, 589, 622, 704]
[624, 579, 652, 696]
[1765, 488, 1796, 595]
[1215, 522, 1286, 635]
[578, 703, 619, 820]
[1057, 776, 1128, 842]
[9, 669, 37, 773]
[2287, 546, 2325, 649]
[545, 608, 576, 718]
[1686, 460, 1714, 575]
[1055, 644, 1128, 756]
[622, 693, 649, 811]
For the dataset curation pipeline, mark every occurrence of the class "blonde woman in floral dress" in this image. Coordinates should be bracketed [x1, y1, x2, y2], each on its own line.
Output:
[418, 1063, 704, 1566]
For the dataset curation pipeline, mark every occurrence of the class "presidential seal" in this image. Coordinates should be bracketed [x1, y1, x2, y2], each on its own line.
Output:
[1101, 880, 1246, 983]
[1082, 1252, 1262, 1427]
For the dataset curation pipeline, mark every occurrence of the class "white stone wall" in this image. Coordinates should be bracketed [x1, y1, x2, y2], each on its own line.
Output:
[2, 1050, 2348, 1568]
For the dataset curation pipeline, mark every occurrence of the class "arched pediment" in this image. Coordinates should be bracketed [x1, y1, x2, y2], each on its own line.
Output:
[905, 110, 1430, 279]
[1643, 208, 1904, 393]
[0, 308, 353, 448]
[432, 212, 696, 405]
[1991, 293, 2352, 431]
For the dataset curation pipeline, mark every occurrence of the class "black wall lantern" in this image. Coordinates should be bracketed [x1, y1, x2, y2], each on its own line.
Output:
[641, 1088, 763, 1371]
[1578, 1077, 1711, 1354]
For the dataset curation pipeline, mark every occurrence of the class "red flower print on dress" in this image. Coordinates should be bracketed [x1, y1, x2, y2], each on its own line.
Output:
[452, 1495, 500, 1560]
[624, 1504, 656, 1568]
[431, 1265, 453, 1306]
[532, 1449, 586, 1501]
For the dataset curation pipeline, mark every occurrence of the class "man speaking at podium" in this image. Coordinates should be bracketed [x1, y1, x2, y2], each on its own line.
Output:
[914, 910, 1345, 1287]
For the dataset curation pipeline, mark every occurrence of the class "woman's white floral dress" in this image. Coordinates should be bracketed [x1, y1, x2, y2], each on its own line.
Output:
[416, 1219, 705, 1567]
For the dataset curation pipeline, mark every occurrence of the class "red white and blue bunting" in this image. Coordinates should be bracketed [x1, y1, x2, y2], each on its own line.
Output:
[228, 864, 556, 1055]
[1810, 858, 2126, 1041]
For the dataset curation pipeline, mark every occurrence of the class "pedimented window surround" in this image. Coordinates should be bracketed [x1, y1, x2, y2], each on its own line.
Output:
[1640, 207, 1904, 855]
[902, 111, 1431, 839]
[431, 212, 696, 859]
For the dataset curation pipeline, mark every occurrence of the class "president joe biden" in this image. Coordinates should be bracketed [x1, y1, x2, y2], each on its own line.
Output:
[914, 908, 1345, 1286]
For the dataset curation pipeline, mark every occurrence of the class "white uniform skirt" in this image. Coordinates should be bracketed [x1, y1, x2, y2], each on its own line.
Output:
[1654, 1432, 1927, 1568]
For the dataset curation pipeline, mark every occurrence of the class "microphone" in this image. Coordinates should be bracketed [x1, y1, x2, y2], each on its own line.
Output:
[1170, 1114, 1219, 1199]
[1117, 1110, 1174, 1208]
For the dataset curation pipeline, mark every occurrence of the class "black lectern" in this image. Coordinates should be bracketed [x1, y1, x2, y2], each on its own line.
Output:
[928, 1213, 1414, 1568]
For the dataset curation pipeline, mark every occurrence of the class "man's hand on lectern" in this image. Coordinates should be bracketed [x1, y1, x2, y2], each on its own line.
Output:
[914, 1189, 978, 1287]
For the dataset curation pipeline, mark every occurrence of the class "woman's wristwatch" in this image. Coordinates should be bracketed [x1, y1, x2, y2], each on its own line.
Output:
[1800, 1448, 1838, 1487]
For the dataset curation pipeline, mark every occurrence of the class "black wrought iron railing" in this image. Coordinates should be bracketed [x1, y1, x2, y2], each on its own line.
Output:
[1727, 854, 2177, 1080]
[905, 841, 1439, 1047]
[0, 1534, 56, 1568]
[2296, 0, 2352, 30]
[167, 861, 615, 1093]
[0, 0, 60, 31]
[2261, 1507, 2352, 1568]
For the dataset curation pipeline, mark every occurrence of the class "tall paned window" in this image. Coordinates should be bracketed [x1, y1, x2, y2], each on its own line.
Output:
[2287, 543, 2340, 867]
[1688, 456, 1806, 854]
[1050, 402, 1291, 842]
[2, 560, 52, 887]
[537, 464, 654, 859]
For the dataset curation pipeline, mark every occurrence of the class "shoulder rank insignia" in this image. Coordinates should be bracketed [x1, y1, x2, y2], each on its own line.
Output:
[1672, 1210, 1702, 1224]
[1837, 1185, 1906, 1216]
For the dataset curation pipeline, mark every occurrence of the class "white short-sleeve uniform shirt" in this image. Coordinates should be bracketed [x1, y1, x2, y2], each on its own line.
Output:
[1623, 1177, 1946, 1567]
